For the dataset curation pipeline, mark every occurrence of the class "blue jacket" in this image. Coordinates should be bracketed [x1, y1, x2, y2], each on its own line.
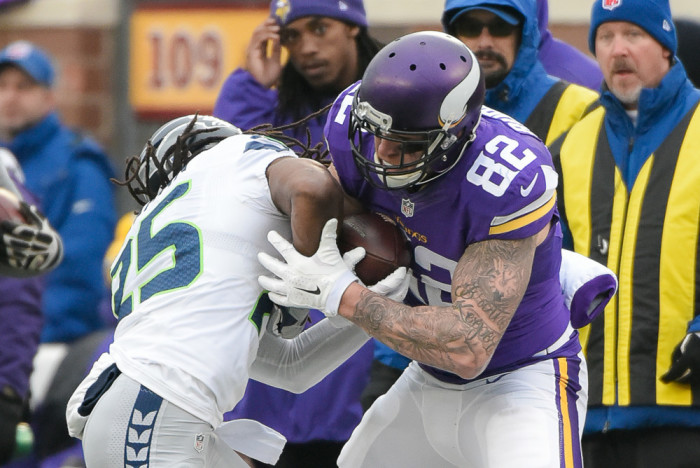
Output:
[557, 61, 700, 432]
[600, 62, 699, 190]
[2, 113, 116, 343]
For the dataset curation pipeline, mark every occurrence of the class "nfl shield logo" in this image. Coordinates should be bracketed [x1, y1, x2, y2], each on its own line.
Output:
[602, 0, 621, 10]
[401, 198, 414, 218]
[194, 433, 205, 452]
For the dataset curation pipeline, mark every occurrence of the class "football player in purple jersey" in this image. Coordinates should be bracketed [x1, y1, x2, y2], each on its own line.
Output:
[258, 31, 591, 467]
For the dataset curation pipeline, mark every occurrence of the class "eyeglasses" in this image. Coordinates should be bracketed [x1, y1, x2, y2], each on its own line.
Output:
[452, 17, 519, 38]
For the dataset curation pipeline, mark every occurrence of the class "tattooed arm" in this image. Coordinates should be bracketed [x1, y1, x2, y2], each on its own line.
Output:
[337, 226, 548, 380]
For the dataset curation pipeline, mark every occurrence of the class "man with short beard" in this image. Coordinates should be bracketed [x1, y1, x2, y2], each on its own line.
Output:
[441, 0, 598, 146]
[551, 1, 700, 466]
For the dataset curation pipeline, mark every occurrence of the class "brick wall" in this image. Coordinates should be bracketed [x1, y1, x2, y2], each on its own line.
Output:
[0, 27, 115, 149]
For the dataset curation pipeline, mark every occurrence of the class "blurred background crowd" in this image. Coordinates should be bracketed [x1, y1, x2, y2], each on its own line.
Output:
[0, 0, 699, 467]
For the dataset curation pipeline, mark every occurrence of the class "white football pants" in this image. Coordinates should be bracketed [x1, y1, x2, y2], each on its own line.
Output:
[339, 355, 588, 468]
[81, 373, 250, 467]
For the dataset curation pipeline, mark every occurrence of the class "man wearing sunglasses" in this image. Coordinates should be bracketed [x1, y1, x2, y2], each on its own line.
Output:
[442, 0, 598, 146]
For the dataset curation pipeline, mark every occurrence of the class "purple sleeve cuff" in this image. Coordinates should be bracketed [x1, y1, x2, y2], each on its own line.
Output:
[569, 274, 617, 329]
[213, 68, 279, 130]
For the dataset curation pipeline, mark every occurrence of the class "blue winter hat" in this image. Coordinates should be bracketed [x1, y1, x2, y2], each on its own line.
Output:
[270, 0, 368, 28]
[443, 4, 521, 31]
[588, 0, 676, 55]
[0, 41, 54, 87]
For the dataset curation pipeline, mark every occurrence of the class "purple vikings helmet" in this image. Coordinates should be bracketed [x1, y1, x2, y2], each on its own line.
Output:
[349, 31, 485, 190]
[136, 114, 241, 204]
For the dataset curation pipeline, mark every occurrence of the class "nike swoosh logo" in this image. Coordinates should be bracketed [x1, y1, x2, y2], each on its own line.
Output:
[485, 374, 508, 384]
[520, 173, 539, 197]
[298, 285, 321, 295]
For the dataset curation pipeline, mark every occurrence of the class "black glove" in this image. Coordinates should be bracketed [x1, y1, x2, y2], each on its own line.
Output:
[0, 201, 63, 276]
[266, 305, 310, 339]
[0, 388, 23, 465]
[661, 332, 700, 384]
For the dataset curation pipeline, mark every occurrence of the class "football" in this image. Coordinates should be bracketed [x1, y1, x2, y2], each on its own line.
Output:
[338, 212, 412, 285]
[0, 188, 25, 224]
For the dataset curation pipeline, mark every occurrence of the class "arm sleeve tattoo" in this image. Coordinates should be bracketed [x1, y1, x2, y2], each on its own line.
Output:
[350, 235, 537, 379]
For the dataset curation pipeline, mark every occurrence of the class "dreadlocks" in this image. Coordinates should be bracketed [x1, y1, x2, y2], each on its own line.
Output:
[115, 106, 333, 206]
[244, 103, 332, 164]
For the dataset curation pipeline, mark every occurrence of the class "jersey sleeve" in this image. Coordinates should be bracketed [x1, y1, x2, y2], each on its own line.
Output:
[463, 117, 558, 243]
[215, 134, 299, 216]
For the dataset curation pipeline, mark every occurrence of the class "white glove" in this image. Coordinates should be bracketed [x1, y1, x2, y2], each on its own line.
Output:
[368, 267, 411, 302]
[1, 202, 63, 275]
[258, 218, 362, 316]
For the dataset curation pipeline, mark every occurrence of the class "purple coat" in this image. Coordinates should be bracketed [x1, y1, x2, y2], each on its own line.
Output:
[214, 68, 332, 148]
[536, 0, 603, 91]
[225, 311, 372, 442]
[0, 180, 44, 399]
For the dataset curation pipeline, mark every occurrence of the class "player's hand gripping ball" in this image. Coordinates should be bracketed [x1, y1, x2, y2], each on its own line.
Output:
[338, 212, 412, 285]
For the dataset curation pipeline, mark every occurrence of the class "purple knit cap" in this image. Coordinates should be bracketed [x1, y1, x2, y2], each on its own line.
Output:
[270, 0, 368, 28]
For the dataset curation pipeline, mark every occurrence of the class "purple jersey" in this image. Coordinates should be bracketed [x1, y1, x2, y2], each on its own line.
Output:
[325, 83, 577, 383]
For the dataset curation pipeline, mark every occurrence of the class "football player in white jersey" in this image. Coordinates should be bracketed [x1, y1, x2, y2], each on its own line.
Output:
[65, 114, 406, 467]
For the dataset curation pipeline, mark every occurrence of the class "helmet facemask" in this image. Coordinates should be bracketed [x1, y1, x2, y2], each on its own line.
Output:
[346, 31, 485, 191]
[349, 89, 477, 191]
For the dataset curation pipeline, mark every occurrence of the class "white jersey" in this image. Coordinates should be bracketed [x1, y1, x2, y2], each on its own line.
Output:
[108, 134, 294, 427]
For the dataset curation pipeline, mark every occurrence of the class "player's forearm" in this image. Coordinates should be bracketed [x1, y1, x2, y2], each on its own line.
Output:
[269, 158, 343, 256]
[339, 283, 498, 379]
[338, 236, 535, 379]
[250, 318, 370, 393]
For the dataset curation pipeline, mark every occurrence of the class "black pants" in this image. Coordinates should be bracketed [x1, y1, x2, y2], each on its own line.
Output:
[583, 427, 700, 468]
[359, 360, 404, 412]
[0, 390, 23, 465]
